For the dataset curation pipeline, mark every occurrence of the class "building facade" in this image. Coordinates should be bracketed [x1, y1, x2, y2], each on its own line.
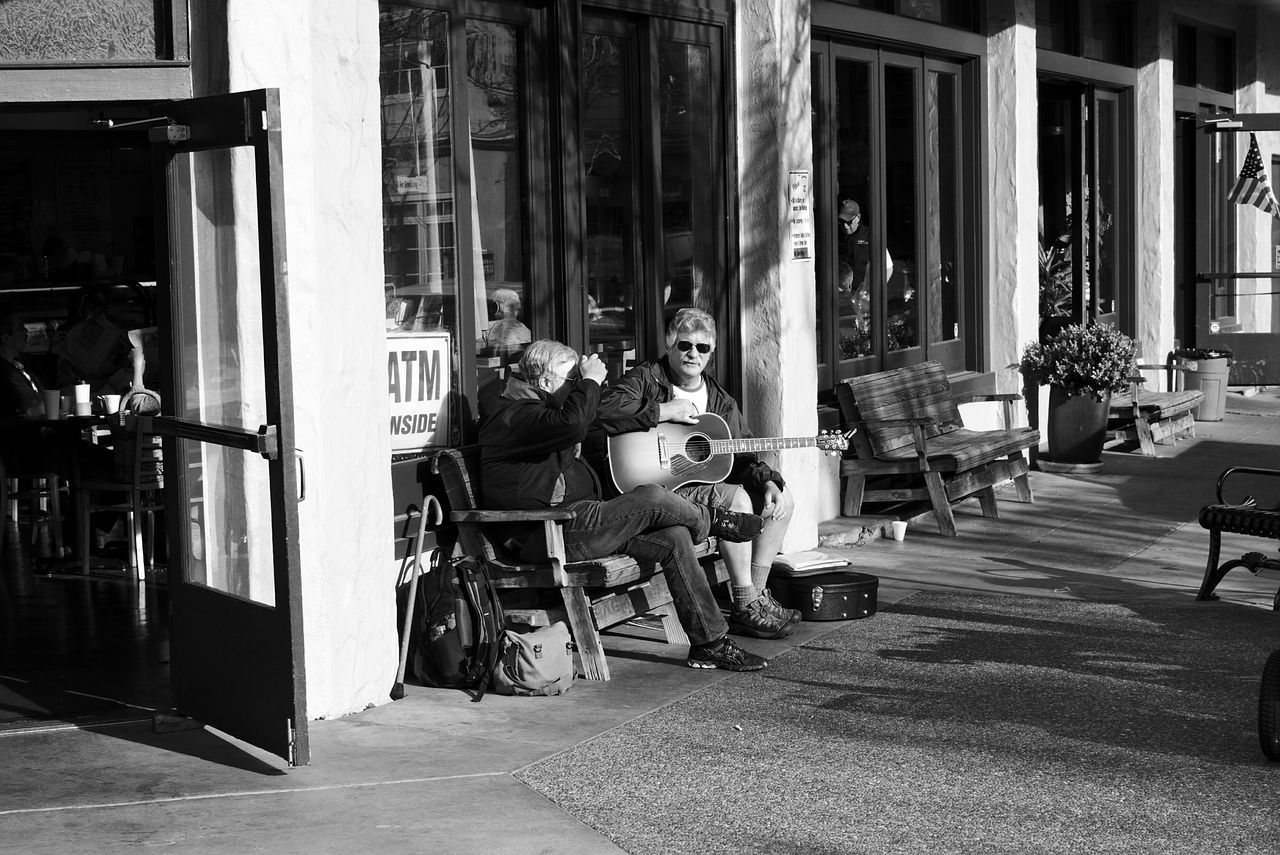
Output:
[3, 0, 1279, 755]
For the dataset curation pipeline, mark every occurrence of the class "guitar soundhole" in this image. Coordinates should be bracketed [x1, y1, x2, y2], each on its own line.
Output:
[683, 434, 712, 463]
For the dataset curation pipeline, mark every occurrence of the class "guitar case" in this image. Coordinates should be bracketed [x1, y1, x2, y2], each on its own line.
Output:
[770, 571, 878, 621]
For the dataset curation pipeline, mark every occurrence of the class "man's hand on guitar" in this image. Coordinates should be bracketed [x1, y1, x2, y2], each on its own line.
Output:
[658, 399, 700, 424]
[578, 353, 608, 384]
[762, 482, 792, 522]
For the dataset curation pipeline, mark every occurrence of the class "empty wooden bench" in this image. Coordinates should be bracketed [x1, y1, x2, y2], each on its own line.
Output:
[835, 361, 1039, 536]
[1107, 363, 1204, 457]
[1197, 466, 1280, 608]
[431, 446, 726, 681]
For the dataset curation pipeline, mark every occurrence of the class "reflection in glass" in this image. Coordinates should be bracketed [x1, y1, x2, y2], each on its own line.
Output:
[885, 65, 918, 351]
[172, 148, 274, 606]
[1095, 96, 1118, 316]
[379, 8, 457, 336]
[926, 70, 960, 345]
[467, 20, 531, 364]
[658, 39, 716, 332]
[834, 59, 873, 360]
[582, 32, 636, 354]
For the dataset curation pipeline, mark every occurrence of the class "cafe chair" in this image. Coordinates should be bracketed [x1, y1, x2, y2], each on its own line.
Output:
[4, 470, 67, 561]
[77, 415, 164, 579]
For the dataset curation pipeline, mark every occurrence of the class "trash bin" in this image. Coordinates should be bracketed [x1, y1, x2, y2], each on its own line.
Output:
[1176, 351, 1232, 421]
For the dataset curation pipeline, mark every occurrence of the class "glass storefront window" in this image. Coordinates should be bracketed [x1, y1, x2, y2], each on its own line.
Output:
[926, 69, 960, 347]
[884, 64, 918, 352]
[833, 57, 873, 362]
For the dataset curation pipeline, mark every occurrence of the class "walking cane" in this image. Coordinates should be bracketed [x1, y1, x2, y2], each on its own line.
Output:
[392, 492, 444, 700]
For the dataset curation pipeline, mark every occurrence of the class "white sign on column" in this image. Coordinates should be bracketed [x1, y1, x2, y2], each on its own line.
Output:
[789, 170, 813, 262]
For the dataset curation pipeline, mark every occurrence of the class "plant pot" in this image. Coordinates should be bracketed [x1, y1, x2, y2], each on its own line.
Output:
[1046, 385, 1111, 465]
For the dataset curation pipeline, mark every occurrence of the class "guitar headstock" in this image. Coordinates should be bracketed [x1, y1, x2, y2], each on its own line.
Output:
[816, 429, 853, 455]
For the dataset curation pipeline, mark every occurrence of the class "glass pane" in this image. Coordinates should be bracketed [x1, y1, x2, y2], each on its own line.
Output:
[1094, 97, 1119, 317]
[834, 58, 873, 361]
[582, 32, 637, 357]
[1038, 86, 1079, 330]
[379, 7, 459, 451]
[1081, 1, 1133, 66]
[468, 20, 532, 367]
[172, 148, 275, 607]
[1036, 0, 1072, 53]
[659, 39, 716, 330]
[0, 0, 168, 62]
[885, 65, 918, 351]
[926, 70, 959, 345]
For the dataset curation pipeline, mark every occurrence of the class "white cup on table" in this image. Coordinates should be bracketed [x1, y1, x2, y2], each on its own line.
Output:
[100, 394, 121, 415]
[891, 520, 908, 542]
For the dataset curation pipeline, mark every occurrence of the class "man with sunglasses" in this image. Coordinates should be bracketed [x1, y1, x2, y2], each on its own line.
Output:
[597, 308, 801, 640]
[478, 338, 772, 671]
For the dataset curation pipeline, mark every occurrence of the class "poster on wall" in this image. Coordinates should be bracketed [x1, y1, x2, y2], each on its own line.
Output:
[388, 331, 452, 454]
[788, 170, 812, 262]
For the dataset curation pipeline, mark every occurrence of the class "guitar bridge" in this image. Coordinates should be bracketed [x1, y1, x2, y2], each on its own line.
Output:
[655, 429, 671, 471]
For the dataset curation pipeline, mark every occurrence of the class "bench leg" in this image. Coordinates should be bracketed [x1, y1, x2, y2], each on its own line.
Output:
[924, 472, 958, 536]
[842, 474, 866, 517]
[559, 586, 610, 681]
[1008, 454, 1034, 503]
[1135, 418, 1157, 456]
[975, 486, 999, 518]
[654, 602, 690, 646]
[1196, 529, 1225, 600]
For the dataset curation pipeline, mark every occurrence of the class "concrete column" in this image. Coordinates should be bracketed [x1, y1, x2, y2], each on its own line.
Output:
[220, 0, 395, 718]
[735, 0, 820, 551]
[986, 0, 1038, 398]
[1133, 1, 1176, 366]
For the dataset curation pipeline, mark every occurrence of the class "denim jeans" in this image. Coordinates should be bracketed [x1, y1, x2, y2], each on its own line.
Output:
[518, 484, 728, 646]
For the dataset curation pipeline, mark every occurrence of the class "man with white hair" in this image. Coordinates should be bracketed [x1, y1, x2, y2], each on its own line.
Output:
[597, 308, 802, 640]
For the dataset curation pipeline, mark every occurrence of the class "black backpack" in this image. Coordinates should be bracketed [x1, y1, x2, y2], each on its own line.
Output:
[412, 547, 505, 701]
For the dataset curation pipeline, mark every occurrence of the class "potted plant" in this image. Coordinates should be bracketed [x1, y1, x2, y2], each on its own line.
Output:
[1020, 322, 1137, 465]
[1173, 345, 1234, 421]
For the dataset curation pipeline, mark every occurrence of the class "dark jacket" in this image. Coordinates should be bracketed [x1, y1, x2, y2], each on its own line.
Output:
[596, 356, 786, 494]
[478, 371, 603, 510]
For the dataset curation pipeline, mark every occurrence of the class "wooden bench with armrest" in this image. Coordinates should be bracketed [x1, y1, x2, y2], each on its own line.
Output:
[430, 446, 726, 681]
[1106, 362, 1204, 456]
[835, 361, 1039, 536]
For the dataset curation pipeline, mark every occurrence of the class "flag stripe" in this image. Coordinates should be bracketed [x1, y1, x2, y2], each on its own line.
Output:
[1229, 133, 1280, 218]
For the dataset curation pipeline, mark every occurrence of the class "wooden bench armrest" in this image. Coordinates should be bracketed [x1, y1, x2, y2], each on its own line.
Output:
[845, 416, 937, 429]
[451, 508, 576, 524]
[954, 392, 1022, 404]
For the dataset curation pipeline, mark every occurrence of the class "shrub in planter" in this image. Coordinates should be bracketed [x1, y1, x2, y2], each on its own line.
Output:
[1020, 322, 1137, 401]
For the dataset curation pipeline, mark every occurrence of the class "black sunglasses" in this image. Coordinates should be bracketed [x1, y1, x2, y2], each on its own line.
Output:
[675, 340, 712, 354]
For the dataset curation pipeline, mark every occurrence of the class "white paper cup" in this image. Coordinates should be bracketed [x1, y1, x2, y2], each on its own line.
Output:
[891, 520, 908, 542]
[75, 401, 92, 417]
[42, 389, 61, 418]
[101, 394, 121, 414]
[74, 382, 91, 404]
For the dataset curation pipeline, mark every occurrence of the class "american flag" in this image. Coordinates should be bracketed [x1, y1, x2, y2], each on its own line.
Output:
[1228, 132, 1280, 218]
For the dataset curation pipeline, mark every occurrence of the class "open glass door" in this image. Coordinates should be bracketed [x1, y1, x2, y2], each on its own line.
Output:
[150, 89, 307, 765]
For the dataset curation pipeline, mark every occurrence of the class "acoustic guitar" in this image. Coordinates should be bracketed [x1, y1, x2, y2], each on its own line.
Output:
[607, 412, 851, 493]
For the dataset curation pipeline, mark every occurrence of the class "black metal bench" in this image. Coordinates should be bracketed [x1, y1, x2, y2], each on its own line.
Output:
[1197, 466, 1280, 608]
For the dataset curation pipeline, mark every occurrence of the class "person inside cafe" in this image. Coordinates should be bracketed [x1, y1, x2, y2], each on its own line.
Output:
[53, 288, 133, 394]
[595, 308, 801, 641]
[478, 338, 771, 671]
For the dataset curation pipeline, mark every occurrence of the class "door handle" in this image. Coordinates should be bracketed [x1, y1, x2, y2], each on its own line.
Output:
[295, 448, 305, 502]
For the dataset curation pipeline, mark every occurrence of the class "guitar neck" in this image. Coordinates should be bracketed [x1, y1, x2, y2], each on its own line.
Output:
[708, 436, 818, 454]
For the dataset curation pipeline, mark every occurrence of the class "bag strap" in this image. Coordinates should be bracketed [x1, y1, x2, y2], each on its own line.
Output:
[453, 545, 504, 702]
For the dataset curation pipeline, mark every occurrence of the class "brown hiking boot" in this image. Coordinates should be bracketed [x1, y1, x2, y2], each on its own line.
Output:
[763, 589, 802, 625]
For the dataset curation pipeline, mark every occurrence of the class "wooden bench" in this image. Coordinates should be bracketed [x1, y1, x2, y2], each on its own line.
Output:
[835, 361, 1039, 536]
[1106, 362, 1204, 457]
[431, 446, 726, 681]
[1197, 466, 1280, 608]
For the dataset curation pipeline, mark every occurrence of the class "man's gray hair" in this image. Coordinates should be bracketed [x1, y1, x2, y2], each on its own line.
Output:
[519, 339, 578, 383]
[665, 307, 717, 347]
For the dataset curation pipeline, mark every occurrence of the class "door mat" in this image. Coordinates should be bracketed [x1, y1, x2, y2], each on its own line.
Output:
[517, 591, 1280, 855]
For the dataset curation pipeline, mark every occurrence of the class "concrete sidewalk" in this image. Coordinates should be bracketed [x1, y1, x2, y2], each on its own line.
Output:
[4, 405, 1280, 854]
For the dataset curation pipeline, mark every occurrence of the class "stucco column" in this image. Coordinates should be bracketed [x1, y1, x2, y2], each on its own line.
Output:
[1134, 0, 1176, 365]
[986, 0, 1039, 398]
[220, 0, 395, 718]
[736, 0, 819, 552]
